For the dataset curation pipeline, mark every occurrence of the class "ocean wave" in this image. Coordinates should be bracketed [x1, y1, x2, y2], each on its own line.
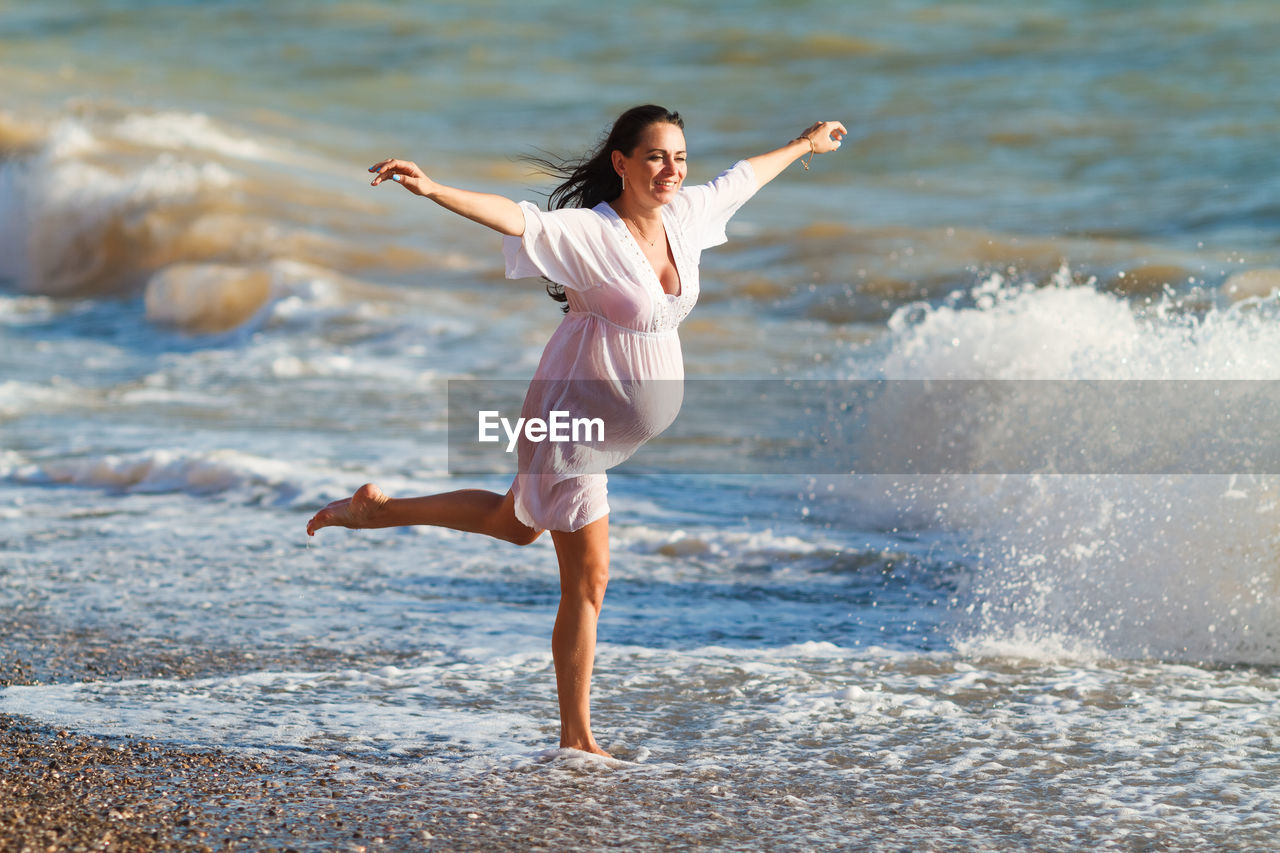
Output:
[1, 114, 238, 297]
[111, 111, 281, 162]
[857, 273, 1280, 664]
[143, 262, 274, 332]
[0, 104, 441, 325]
[618, 524, 830, 562]
[5, 448, 312, 502]
[876, 264, 1280, 381]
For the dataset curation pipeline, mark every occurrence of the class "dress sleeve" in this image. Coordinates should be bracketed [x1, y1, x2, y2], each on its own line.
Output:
[674, 159, 759, 251]
[502, 202, 601, 291]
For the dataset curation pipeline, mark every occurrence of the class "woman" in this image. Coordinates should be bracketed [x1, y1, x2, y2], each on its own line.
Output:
[307, 106, 846, 757]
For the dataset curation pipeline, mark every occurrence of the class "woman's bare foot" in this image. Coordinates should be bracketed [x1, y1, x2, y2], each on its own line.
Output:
[561, 737, 611, 759]
[306, 483, 389, 536]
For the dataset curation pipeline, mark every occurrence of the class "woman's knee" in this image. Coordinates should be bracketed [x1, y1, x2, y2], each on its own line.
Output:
[504, 524, 543, 546]
[568, 559, 609, 610]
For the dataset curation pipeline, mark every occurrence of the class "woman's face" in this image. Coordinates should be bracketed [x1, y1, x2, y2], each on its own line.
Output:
[616, 122, 687, 207]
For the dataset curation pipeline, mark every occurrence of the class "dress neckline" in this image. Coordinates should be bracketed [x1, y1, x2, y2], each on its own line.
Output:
[599, 202, 683, 300]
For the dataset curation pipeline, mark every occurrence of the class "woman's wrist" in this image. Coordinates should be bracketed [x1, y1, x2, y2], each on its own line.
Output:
[792, 134, 817, 170]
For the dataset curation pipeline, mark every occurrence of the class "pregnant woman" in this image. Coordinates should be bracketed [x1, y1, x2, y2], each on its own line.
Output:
[307, 105, 846, 757]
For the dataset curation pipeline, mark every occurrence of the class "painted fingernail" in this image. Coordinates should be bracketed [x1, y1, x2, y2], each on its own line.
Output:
[393, 174, 403, 182]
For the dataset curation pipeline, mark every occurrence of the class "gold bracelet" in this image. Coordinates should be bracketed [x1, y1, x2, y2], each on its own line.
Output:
[794, 135, 816, 171]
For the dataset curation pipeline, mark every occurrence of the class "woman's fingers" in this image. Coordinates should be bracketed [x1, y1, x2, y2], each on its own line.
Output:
[378, 172, 420, 194]
[800, 121, 848, 154]
[369, 158, 403, 186]
[367, 158, 426, 192]
[816, 121, 847, 153]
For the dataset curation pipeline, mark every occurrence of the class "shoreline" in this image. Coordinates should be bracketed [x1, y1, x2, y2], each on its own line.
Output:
[0, 710, 648, 853]
[0, 637, 450, 852]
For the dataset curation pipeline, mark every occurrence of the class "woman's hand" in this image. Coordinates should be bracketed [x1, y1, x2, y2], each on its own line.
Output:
[368, 158, 437, 196]
[367, 156, 525, 236]
[746, 119, 849, 188]
[798, 121, 848, 154]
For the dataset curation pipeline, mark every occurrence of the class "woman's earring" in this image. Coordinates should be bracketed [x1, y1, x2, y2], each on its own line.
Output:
[621, 173, 626, 192]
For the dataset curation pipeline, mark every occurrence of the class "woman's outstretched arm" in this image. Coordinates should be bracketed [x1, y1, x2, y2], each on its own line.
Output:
[746, 120, 848, 188]
[369, 157, 526, 237]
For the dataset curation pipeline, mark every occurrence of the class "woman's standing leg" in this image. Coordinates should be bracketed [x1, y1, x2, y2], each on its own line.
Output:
[549, 515, 611, 756]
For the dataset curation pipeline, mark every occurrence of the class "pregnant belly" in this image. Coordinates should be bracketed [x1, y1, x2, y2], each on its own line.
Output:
[519, 376, 685, 477]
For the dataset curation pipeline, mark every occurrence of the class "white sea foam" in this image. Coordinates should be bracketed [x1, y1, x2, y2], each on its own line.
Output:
[7, 448, 310, 500]
[0, 666, 547, 758]
[112, 111, 278, 161]
[0, 379, 86, 418]
[856, 273, 1280, 663]
[617, 524, 830, 561]
[877, 266, 1280, 381]
[0, 293, 56, 323]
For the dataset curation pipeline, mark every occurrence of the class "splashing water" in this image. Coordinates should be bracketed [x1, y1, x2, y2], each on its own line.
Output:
[853, 269, 1280, 663]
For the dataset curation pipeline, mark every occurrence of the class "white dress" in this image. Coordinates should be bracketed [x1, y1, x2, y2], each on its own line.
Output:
[502, 159, 758, 531]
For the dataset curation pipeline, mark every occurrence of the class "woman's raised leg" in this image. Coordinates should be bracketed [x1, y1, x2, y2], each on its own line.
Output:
[549, 515, 611, 756]
[306, 484, 541, 545]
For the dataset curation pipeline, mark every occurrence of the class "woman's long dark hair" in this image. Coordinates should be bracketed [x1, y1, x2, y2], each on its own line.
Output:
[523, 105, 684, 309]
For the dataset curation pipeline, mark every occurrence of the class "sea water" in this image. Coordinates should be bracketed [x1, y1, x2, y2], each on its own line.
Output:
[2, 1, 1279, 849]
